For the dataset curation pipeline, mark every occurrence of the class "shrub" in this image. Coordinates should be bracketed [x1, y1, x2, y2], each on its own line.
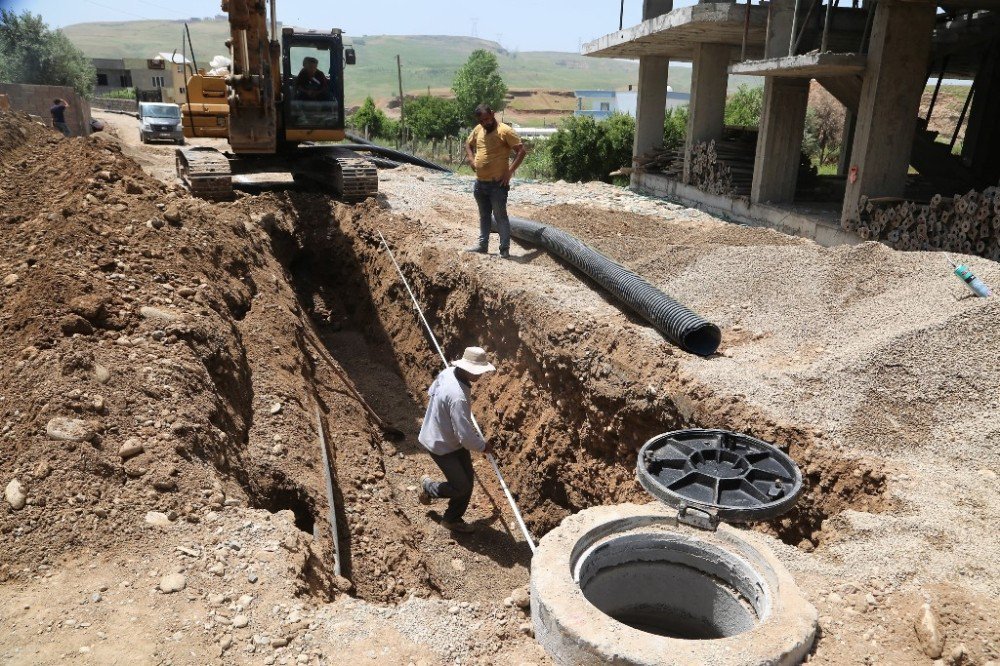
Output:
[663, 106, 688, 149]
[549, 112, 635, 183]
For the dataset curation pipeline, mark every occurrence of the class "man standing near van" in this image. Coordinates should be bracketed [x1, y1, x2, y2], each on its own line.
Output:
[50, 98, 70, 137]
[465, 104, 526, 259]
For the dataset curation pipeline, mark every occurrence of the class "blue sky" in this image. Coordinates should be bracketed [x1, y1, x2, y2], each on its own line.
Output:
[2, 0, 698, 54]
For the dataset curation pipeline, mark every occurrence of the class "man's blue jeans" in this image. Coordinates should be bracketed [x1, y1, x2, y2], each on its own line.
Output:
[473, 179, 511, 253]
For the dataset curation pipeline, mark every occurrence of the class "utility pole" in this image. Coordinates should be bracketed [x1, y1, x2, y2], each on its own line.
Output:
[396, 54, 405, 145]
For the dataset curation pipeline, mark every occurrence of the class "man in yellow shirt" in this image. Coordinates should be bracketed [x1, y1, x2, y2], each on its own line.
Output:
[465, 104, 526, 259]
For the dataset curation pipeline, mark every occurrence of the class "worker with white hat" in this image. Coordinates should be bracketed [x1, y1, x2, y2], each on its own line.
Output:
[417, 346, 496, 533]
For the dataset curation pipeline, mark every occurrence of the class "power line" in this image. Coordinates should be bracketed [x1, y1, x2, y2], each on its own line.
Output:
[81, 0, 155, 21]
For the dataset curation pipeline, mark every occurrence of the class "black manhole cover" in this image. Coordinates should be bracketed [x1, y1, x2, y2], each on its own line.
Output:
[637, 429, 803, 523]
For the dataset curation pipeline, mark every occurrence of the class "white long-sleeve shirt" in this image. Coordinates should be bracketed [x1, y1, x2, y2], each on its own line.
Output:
[417, 367, 486, 455]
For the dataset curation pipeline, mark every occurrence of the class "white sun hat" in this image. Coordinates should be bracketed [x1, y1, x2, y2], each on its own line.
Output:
[452, 346, 496, 375]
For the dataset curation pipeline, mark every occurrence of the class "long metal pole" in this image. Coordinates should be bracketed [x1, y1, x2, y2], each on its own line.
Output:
[316, 406, 342, 576]
[789, 0, 804, 55]
[376, 230, 537, 554]
[741, 0, 752, 61]
[821, 0, 836, 53]
[620, 0, 625, 30]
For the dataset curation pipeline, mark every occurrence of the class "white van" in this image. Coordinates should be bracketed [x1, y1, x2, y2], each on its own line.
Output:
[138, 102, 184, 145]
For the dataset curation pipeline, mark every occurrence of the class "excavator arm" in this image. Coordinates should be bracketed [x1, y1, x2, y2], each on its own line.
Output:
[222, 0, 281, 153]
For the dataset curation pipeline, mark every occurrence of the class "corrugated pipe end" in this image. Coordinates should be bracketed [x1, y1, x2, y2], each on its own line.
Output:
[682, 322, 722, 357]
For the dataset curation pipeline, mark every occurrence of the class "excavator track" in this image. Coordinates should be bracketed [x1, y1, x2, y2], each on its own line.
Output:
[331, 155, 379, 202]
[176, 147, 234, 201]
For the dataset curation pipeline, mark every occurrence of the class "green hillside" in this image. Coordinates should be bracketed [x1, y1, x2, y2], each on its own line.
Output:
[62, 19, 675, 104]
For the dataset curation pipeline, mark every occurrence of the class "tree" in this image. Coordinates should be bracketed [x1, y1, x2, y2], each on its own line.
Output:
[804, 90, 845, 167]
[348, 96, 392, 139]
[403, 95, 463, 140]
[0, 10, 95, 96]
[451, 49, 508, 122]
[724, 84, 764, 127]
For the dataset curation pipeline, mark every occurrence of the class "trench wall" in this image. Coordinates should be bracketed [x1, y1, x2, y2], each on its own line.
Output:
[300, 201, 889, 548]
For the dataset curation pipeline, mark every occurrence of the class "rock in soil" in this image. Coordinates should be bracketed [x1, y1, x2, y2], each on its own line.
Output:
[914, 602, 946, 659]
[5, 478, 26, 510]
[158, 573, 186, 594]
[45, 417, 96, 442]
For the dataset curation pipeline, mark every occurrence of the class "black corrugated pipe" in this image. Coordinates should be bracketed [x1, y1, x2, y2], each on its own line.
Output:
[506, 216, 722, 356]
[337, 142, 451, 173]
[351, 136, 721, 355]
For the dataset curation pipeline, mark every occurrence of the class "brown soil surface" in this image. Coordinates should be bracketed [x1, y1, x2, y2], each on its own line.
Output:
[3, 107, 1000, 666]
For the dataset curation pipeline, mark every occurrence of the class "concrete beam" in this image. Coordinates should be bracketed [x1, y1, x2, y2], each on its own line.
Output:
[730, 53, 867, 78]
[631, 56, 671, 182]
[751, 78, 810, 203]
[841, 0, 935, 223]
[582, 4, 768, 60]
[685, 42, 730, 181]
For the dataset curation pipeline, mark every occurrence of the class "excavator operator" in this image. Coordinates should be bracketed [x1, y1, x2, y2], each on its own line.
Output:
[295, 56, 334, 101]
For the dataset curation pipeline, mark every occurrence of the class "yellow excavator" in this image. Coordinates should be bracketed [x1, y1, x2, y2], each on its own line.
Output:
[176, 0, 377, 201]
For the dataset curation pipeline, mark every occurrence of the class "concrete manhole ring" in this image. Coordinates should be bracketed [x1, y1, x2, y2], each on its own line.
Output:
[531, 503, 817, 666]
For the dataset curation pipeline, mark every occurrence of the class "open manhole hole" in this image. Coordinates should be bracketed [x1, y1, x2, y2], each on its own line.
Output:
[531, 429, 817, 665]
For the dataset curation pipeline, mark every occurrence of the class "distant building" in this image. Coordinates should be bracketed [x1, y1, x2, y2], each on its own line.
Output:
[573, 87, 689, 120]
[90, 52, 199, 104]
[91, 58, 132, 97]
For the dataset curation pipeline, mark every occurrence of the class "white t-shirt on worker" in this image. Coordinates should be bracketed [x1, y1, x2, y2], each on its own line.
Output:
[418, 367, 486, 455]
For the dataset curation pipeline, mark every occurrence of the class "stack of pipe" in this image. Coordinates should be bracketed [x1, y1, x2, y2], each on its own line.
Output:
[687, 140, 738, 196]
[634, 128, 816, 199]
[849, 183, 1000, 260]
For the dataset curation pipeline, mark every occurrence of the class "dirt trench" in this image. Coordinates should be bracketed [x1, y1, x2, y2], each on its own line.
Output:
[270, 196, 891, 553]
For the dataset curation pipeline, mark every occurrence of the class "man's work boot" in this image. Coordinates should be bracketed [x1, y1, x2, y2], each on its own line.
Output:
[499, 250, 511, 259]
[441, 518, 476, 534]
[418, 475, 433, 506]
[465, 246, 488, 254]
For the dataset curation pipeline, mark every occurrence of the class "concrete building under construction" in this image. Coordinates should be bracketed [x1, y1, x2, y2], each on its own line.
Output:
[585, 0, 1000, 258]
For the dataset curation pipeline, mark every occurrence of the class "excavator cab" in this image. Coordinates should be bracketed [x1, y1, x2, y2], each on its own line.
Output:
[281, 27, 350, 144]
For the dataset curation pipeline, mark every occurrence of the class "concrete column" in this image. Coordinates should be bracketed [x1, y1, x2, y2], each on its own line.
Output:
[750, 0, 810, 204]
[841, 0, 935, 224]
[642, 0, 673, 19]
[766, 0, 797, 57]
[751, 78, 810, 203]
[684, 43, 730, 182]
[630, 0, 672, 189]
[631, 56, 671, 161]
[838, 110, 857, 176]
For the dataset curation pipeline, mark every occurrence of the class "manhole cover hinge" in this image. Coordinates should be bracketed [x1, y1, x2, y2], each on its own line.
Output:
[676, 503, 720, 531]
